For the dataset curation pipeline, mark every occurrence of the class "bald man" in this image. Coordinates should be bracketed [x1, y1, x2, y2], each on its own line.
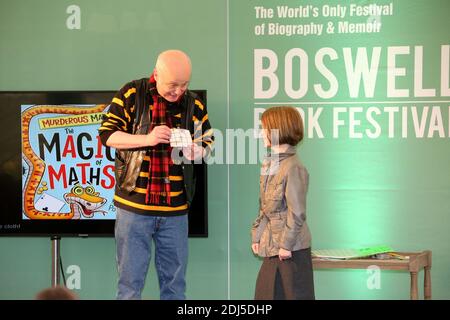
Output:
[99, 50, 213, 300]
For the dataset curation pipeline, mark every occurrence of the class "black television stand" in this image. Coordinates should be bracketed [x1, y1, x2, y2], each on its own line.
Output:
[50, 235, 61, 286]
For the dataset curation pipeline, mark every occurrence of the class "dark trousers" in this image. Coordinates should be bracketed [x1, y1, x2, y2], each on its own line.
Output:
[255, 247, 315, 300]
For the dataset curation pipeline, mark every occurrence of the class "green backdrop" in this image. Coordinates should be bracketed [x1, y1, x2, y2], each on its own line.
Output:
[1, 0, 449, 299]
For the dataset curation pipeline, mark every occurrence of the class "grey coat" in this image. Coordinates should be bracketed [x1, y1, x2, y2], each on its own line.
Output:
[251, 146, 311, 257]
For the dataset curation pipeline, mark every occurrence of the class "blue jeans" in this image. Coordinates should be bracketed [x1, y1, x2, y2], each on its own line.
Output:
[115, 207, 188, 300]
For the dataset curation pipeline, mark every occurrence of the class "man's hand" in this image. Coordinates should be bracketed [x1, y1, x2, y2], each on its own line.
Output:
[147, 125, 172, 146]
[251, 243, 259, 255]
[182, 143, 205, 161]
[278, 248, 292, 261]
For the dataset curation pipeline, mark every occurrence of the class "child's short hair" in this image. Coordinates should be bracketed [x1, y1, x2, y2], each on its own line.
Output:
[261, 106, 304, 146]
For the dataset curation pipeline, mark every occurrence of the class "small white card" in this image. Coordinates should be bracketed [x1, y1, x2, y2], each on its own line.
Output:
[170, 129, 192, 148]
[34, 193, 66, 212]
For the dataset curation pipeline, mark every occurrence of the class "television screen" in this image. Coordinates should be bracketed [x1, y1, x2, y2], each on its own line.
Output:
[0, 90, 208, 237]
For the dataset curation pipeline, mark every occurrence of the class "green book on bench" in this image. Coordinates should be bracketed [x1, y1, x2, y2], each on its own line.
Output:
[312, 245, 394, 260]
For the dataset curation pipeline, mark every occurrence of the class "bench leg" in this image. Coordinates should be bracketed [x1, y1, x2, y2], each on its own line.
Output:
[424, 267, 432, 300]
[410, 272, 418, 300]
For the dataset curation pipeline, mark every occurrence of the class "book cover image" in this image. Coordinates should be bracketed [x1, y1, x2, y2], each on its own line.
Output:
[21, 104, 116, 220]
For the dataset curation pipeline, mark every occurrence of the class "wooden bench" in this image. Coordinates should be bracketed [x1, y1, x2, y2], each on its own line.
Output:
[312, 250, 432, 299]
